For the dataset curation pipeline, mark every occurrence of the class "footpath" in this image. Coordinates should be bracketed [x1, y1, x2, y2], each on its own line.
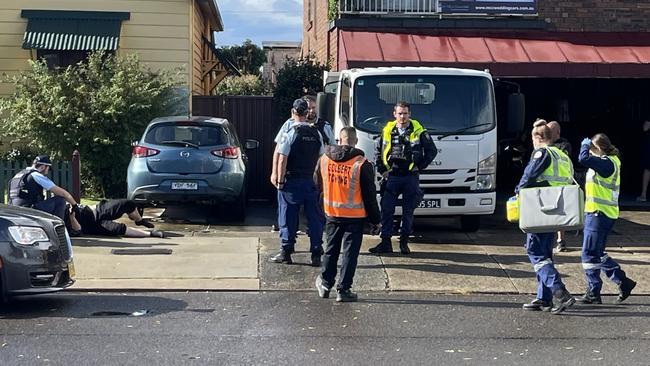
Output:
[69, 205, 650, 297]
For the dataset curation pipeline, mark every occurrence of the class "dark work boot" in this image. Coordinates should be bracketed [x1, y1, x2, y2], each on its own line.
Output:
[136, 219, 155, 228]
[576, 291, 602, 304]
[269, 250, 292, 264]
[399, 238, 411, 255]
[522, 298, 552, 311]
[616, 278, 637, 303]
[551, 287, 575, 315]
[336, 289, 358, 303]
[369, 238, 393, 254]
[311, 251, 322, 267]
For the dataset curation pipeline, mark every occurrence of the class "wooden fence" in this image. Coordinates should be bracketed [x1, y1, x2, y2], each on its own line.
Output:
[0, 152, 81, 204]
[193, 95, 279, 201]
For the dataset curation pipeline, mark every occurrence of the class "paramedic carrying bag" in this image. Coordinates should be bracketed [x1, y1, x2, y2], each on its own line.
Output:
[518, 184, 584, 233]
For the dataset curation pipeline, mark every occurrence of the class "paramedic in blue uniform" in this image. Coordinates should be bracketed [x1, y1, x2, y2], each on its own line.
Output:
[516, 119, 575, 315]
[270, 99, 325, 266]
[368, 101, 436, 255]
[575, 133, 636, 304]
[8, 155, 79, 220]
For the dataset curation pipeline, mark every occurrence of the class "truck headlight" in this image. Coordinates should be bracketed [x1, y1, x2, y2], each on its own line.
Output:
[476, 174, 495, 191]
[478, 154, 496, 174]
[8, 226, 50, 245]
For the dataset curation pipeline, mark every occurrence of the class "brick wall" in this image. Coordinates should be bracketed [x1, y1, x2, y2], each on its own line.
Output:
[303, 0, 331, 65]
[540, 0, 650, 31]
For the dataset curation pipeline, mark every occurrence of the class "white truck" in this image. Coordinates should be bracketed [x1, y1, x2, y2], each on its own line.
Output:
[318, 67, 513, 232]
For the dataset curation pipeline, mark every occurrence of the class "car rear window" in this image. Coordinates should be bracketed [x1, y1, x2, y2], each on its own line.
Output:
[144, 123, 229, 147]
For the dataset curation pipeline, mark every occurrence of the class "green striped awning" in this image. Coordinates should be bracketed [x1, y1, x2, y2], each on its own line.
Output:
[21, 10, 130, 51]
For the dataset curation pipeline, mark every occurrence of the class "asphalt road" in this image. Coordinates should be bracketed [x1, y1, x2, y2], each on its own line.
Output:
[1, 291, 648, 365]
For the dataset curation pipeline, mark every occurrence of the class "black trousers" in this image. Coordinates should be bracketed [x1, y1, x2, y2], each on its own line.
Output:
[321, 220, 364, 291]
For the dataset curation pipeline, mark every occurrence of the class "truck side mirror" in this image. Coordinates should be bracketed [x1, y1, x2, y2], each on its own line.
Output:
[317, 92, 335, 123]
[507, 93, 525, 135]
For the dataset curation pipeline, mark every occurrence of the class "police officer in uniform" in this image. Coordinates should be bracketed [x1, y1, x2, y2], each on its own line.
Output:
[270, 95, 334, 233]
[8, 155, 79, 220]
[314, 127, 381, 302]
[369, 101, 436, 255]
[517, 120, 575, 315]
[576, 133, 636, 304]
[270, 99, 325, 266]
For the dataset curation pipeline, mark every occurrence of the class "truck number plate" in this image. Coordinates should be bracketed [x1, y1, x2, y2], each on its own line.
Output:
[418, 199, 441, 209]
[171, 182, 198, 190]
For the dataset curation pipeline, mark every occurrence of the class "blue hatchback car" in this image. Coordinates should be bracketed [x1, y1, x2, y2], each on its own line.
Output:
[127, 116, 259, 220]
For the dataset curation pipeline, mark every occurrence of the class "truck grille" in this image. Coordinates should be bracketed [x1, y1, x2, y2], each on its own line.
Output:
[55, 225, 72, 261]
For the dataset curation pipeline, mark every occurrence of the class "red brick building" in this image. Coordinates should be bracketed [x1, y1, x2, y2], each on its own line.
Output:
[303, 0, 650, 196]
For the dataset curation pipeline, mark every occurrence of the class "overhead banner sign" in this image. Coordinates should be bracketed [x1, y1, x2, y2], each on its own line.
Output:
[440, 0, 537, 15]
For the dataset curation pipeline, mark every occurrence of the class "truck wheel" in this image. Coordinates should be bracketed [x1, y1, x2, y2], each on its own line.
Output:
[460, 216, 480, 232]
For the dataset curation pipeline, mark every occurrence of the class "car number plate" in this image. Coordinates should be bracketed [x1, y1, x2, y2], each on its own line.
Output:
[68, 261, 76, 279]
[171, 182, 198, 190]
[417, 199, 441, 209]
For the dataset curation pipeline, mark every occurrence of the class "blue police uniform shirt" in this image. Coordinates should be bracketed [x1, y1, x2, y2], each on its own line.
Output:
[274, 118, 334, 146]
[277, 122, 325, 157]
[515, 148, 551, 194]
[578, 143, 615, 178]
[28, 168, 55, 191]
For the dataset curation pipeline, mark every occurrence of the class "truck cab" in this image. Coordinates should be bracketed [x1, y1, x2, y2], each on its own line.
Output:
[319, 67, 500, 231]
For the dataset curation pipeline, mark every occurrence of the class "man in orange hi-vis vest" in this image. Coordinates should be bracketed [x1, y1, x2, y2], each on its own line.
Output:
[313, 127, 381, 302]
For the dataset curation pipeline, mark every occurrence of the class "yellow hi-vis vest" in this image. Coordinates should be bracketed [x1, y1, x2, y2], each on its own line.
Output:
[321, 155, 367, 218]
[381, 119, 425, 171]
[585, 155, 620, 219]
[536, 146, 574, 186]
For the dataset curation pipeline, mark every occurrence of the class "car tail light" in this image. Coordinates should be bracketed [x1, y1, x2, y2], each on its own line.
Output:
[211, 146, 240, 159]
[132, 145, 160, 158]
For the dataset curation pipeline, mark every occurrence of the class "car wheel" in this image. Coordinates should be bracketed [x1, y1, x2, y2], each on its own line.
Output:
[460, 216, 480, 232]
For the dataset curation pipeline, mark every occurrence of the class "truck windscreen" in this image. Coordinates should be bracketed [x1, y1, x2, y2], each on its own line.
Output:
[353, 75, 495, 135]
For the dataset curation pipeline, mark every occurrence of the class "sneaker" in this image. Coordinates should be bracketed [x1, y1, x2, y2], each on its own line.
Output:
[135, 219, 155, 229]
[270, 224, 279, 232]
[311, 252, 322, 267]
[522, 298, 552, 311]
[636, 196, 647, 202]
[269, 250, 292, 264]
[616, 278, 637, 303]
[336, 289, 358, 302]
[369, 238, 393, 254]
[149, 230, 165, 238]
[554, 240, 567, 253]
[315, 276, 330, 299]
[399, 239, 411, 255]
[551, 287, 576, 315]
[576, 292, 602, 304]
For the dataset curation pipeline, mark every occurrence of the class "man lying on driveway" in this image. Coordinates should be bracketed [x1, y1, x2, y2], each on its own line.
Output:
[65, 199, 165, 238]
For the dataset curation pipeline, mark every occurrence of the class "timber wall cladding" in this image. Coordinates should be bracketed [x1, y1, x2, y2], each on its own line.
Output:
[0, 0, 191, 97]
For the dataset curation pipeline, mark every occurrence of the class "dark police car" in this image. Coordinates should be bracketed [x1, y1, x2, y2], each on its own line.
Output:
[0, 204, 74, 301]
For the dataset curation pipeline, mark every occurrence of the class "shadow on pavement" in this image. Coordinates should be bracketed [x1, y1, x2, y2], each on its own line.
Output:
[72, 239, 179, 248]
[0, 294, 188, 319]
[362, 297, 521, 308]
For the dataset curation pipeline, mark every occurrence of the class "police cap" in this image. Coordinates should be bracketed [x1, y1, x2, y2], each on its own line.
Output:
[33, 155, 52, 167]
[292, 99, 309, 116]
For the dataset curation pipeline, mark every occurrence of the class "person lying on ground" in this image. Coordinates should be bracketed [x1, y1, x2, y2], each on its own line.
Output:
[65, 199, 165, 238]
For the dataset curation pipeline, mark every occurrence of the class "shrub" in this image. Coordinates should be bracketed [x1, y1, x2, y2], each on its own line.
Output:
[0, 51, 182, 197]
[273, 54, 329, 120]
[215, 74, 271, 96]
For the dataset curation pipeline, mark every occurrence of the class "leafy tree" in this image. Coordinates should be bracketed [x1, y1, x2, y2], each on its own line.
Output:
[215, 74, 271, 96]
[273, 54, 329, 119]
[218, 39, 266, 75]
[0, 51, 182, 198]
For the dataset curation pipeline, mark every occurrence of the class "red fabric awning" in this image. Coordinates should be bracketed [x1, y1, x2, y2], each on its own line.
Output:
[338, 31, 650, 78]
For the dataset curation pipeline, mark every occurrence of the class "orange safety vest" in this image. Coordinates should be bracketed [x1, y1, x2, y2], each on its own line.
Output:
[320, 155, 367, 218]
